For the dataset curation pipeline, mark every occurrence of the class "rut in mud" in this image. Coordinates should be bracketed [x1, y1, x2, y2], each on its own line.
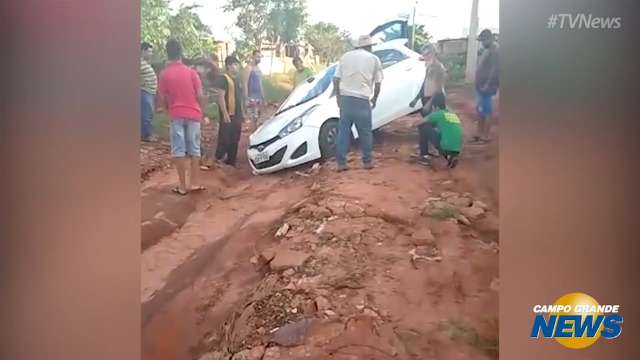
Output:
[141, 86, 499, 360]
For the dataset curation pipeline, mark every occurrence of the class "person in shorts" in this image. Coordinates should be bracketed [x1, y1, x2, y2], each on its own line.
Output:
[242, 50, 265, 129]
[417, 92, 463, 169]
[157, 39, 207, 195]
[473, 29, 499, 144]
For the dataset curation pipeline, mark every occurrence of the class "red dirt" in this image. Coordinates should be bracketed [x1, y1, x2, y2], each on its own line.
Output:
[141, 85, 499, 360]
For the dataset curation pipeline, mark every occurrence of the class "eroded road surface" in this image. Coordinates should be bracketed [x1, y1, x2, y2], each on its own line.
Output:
[141, 86, 499, 360]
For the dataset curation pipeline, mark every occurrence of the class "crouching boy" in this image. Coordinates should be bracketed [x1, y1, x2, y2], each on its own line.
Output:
[417, 92, 463, 169]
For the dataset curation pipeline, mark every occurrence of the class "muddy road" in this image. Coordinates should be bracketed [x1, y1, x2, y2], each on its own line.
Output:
[141, 86, 499, 360]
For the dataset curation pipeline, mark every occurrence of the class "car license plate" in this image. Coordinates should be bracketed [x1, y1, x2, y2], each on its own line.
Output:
[254, 151, 270, 164]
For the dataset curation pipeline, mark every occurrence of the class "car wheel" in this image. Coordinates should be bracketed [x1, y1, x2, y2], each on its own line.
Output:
[319, 119, 339, 159]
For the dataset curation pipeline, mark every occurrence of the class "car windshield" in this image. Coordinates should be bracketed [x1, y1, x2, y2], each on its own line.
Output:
[276, 64, 337, 115]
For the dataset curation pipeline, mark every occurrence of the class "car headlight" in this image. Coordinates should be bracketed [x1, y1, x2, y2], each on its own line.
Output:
[278, 105, 318, 139]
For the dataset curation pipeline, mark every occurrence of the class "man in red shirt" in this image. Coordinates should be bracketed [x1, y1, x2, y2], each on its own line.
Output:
[157, 39, 207, 195]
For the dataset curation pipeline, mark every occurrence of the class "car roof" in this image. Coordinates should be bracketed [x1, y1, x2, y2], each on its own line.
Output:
[372, 39, 420, 58]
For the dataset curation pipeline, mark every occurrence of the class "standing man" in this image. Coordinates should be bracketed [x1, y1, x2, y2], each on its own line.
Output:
[157, 39, 207, 195]
[409, 43, 447, 161]
[333, 35, 383, 172]
[214, 56, 245, 167]
[243, 50, 265, 128]
[140, 42, 157, 142]
[292, 56, 314, 86]
[473, 29, 499, 143]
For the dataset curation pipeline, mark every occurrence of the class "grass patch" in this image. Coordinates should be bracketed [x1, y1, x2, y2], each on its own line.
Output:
[428, 207, 459, 220]
[263, 74, 293, 104]
[438, 320, 498, 358]
[152, 111, 170, 140]
[152, 101, 219, 141]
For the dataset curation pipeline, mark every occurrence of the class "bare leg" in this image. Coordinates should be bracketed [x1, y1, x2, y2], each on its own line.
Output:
[173, 157, 188, 193]
[189, 157, 203, 190]
[482, 115, 492, 141]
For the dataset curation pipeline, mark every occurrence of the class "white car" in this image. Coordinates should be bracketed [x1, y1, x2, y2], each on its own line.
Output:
[248, 19, 426, 174]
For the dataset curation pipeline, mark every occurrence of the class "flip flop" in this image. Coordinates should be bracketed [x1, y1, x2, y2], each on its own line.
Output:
[172, 187, 188, 196]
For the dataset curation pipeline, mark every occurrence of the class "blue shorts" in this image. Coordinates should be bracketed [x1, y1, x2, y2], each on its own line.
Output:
[170, 119, 201, 157]
[476, 89, 497, 119]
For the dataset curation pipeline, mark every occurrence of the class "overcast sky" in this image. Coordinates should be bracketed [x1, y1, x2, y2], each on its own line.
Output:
[169, 0, 499, 41]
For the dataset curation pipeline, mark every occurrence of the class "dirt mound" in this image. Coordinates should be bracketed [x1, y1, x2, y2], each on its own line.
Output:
[197, 176, 498, 359]
[141, 140, 172, 182]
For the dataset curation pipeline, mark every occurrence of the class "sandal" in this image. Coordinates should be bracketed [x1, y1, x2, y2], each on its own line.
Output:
[172, 187, 188, 196]
[190, 185, 206, 192]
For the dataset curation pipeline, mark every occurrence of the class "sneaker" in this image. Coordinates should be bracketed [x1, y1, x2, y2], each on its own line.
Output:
[336, 164, 348, 172]
[363, 163, 374, 170]
[447, 156, 459, 169]
[417, 155, 432, 166]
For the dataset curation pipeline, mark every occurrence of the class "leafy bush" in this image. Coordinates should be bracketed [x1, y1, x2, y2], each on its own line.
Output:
[263, 74, 293, 104]
[442, 53, 466, 84]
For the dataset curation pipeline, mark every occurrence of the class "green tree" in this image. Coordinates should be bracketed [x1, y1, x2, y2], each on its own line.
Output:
[224, 0, 271, 49]
[169, 5, 218, 59]
[141, 0, 171, 52]
[304, 22, 351, 63]
[267, 0, 307, 45]
[226, 0, 308, 57]
[141, 0, 217, 62]
[408, 24, 433, 52]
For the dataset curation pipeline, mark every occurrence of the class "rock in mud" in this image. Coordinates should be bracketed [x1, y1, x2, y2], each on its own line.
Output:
[262, 347, 281, 360]
[198, 352, 229, 360]
[324, 310, 337, 317]
[272, 318, 316, 347]
[364, 205, 383, 218]
[324, 199, 346, 215]
[270, 250, 311, 271]
[363, 308, 381, 319]
[440, 191, 459, 199]
[275, 223, 290, 238]
[231, 345, 265, 360]
[411, 228, 435, 246]
[460, 205, 485, 220]
[473, 200, 490, 210]
[447, 196, 473, 208]
[300, 204, 332, 219]
[282, 269, 296, 277]
[301, 299, 318, 316]
[456, 214, 472, 226]
[314, 296, 331, 312]
[313, 206, 332, 219]
[344, 203, 365, 218]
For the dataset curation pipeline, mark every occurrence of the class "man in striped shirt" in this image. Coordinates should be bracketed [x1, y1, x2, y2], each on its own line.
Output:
[140, 42, 157, 141]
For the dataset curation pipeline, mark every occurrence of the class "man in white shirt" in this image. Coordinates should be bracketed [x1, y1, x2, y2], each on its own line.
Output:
[333, 35, 384, 171]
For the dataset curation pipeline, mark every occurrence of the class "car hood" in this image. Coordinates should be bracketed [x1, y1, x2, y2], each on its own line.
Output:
[249, 100, 320, 145]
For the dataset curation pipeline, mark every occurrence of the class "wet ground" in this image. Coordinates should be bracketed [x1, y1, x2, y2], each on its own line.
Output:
[140, 85, 499, 360]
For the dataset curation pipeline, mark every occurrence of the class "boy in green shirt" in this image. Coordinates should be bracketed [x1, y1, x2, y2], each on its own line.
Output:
[292, 57, 314, 86]
[418, 92, 463, 168]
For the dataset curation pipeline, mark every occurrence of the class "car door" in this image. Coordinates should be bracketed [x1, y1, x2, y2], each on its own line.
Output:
[371, 48, 423, 129]
[369, 19, 409, 44]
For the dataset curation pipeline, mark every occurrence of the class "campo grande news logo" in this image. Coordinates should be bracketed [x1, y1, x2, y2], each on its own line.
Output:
[530, 292, 623, 349]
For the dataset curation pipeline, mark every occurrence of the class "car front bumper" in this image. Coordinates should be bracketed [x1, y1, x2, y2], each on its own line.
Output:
[247, 126, 321, 174]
